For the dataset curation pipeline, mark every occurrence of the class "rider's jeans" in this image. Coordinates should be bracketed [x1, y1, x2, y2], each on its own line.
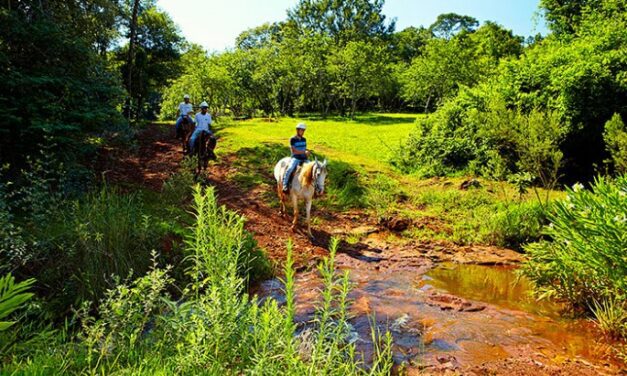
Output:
[283, 158, 303, 189]
[175, 115, 192, 131]
[189, 128, 212, 151]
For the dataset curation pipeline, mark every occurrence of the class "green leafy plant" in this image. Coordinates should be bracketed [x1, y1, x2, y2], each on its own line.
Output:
[0, 274, 35, 331]
[523, 175, 627, 313]
[590, 298, 627, 338]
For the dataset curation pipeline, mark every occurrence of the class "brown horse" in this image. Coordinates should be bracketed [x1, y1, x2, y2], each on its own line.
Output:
[193, 131, 217, 177]
[180, 117, 195, 154]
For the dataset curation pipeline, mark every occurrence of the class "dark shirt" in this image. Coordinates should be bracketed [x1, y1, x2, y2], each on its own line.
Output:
[290, 136, 307, 160]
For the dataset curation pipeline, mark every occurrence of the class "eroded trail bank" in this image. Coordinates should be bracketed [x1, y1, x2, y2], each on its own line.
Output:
[100, 124, 623, 375]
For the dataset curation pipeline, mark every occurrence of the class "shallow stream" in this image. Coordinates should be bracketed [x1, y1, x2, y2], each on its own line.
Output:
[255, 249, 618, 372]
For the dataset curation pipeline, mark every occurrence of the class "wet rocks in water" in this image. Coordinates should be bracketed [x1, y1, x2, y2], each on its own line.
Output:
[379, 215, 411, 232]
[460, 178, 481, 190]
[426, 292, 486, 312]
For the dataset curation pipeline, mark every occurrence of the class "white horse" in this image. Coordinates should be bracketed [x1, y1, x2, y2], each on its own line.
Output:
[274, 157, 328, 239]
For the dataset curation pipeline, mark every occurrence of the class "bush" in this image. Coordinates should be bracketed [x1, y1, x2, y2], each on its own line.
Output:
[522, 175, 627, 315]
[488, 201, 546, 249]
[604, 113, 627, 174]
[394, 86, 566, 188]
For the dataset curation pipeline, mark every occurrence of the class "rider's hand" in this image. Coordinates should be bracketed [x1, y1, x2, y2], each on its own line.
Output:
[305, 150, 311, 158]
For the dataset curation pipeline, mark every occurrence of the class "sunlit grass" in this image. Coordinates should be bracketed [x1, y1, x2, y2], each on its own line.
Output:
[220, 113, 421, 172]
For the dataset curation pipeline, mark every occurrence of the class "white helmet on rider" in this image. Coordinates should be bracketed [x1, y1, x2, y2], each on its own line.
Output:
[296, 123, 306, 130]
[183, 94, 190, 99]
[200, 101, 209, 108]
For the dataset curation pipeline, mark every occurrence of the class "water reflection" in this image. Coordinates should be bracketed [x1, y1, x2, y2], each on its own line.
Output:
[426, 263, 568, 318]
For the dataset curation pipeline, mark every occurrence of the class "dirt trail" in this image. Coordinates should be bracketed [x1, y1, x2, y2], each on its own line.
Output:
[99, 124, 624, 375]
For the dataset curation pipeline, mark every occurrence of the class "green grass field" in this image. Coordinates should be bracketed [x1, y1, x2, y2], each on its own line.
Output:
[220, 113, 421, 172]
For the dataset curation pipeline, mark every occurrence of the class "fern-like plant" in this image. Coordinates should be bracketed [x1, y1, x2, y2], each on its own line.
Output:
[0, 274, 35, 331]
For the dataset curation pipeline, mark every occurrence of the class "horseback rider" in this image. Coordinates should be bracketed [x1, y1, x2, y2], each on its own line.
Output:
[175, 94, 194, 136]
[188, 101, 212, 154]
[282, 123, 310, 194]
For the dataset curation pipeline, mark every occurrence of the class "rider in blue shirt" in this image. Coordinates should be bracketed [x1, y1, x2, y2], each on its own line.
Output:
[283, 123, 310, 193]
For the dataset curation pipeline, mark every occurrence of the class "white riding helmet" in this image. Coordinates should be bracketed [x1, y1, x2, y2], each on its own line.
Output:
[200, 101, 209, 108]
[296, 123, 306, 130]
[183, 94, 190, 99]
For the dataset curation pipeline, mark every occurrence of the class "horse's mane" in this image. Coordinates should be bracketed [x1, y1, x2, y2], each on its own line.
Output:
[299, 162, 315, 187]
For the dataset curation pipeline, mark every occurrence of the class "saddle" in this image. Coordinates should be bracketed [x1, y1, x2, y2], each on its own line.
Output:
[285, 159, 306, 188]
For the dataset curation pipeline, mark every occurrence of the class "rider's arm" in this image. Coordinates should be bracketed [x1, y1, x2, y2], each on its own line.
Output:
[290, 146, 308, 155]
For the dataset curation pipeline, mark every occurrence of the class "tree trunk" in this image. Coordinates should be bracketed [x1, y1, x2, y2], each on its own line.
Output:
[424, 93, 432, 114]
[126, 0, 140, 121]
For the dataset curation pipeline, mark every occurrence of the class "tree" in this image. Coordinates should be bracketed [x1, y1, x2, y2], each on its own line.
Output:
[0, 1, 125, 167]
[540, 0, 602, 35]
[287, 0, 395, 44]
[429, 13, 478, 39]
[400, 37, 481, 112]
[390, 26, 431, 63]
[236, 22, 283, 50]
[328, 41, 390, 118]
[470, 21, 523, 63]
[117, 4, 184, 120]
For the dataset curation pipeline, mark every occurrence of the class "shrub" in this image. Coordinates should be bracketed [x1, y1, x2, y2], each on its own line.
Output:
[604, 113, 627, 174]
[522, 175, 627, 312]
[488, 200, 546, 249]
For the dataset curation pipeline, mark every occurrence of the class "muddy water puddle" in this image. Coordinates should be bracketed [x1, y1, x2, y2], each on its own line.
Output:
[254, 251, 620, 373]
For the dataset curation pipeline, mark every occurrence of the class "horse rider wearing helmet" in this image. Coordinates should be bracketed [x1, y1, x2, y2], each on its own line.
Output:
[175, 94, 194, 135]
[282, 123, 310, 194]
[188, 101, 213, 154]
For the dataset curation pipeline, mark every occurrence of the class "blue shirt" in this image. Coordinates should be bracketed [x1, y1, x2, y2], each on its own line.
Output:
[290, 136, 307, 160]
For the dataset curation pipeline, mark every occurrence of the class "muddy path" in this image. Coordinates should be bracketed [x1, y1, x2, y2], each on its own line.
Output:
[99, 124, 624, 375]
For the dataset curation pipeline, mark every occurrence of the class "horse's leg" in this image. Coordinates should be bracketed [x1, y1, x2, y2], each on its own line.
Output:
[277, 183, 286, 215]
[291, 194, 298, 232]
[305, 197, 313, 239]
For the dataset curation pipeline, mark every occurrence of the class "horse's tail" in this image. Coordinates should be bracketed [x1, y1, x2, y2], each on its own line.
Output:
[299, 162, 315, 187]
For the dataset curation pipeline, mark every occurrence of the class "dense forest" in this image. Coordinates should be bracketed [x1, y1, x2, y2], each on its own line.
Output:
[1, 0, 626, 374]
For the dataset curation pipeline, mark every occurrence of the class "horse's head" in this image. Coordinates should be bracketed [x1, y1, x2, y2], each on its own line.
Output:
[313, 158, 328, 196]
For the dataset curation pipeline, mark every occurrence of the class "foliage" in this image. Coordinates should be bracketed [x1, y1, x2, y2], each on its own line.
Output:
[428, 13, 479, 39]
[398, 0, 627, 183]
[604, 113, 627, 174]
[3, 187, 393, 375]
[0, 1, 126, 169]
[522, 176, 627, 315]
[0, 274, 35, 331]
[590, 297, 627, 338]
[287, 0, 395, 44]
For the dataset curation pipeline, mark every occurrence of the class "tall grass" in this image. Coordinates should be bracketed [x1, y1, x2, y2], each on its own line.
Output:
[522, 175, 627, 336]
[67, 187, 160, 301]
[3, 185, 393, 375]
